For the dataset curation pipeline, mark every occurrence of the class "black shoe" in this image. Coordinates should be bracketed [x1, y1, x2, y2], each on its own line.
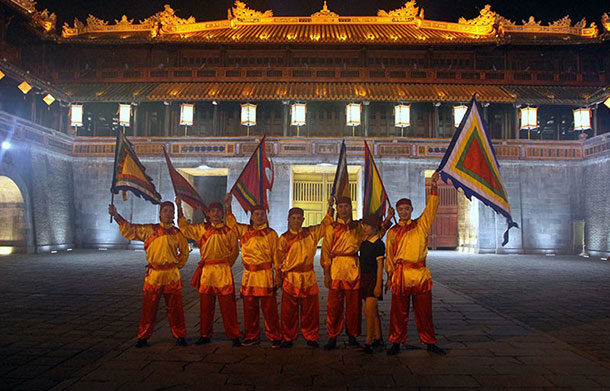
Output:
[242, 339, 259, 346]
[363, 344, 373, 354]
[135, 338, 148, 348]
[175, 337, 188, 347]
[196, 337, 211, 345]
[280, 341, 293, 348]
[387, 343, 400, 355]
[427, 344, 446, 355]
[271, 340, 281, 349]
[348, 335, 360, 346]
[232, 338, 242, 347]
[372, 338, 384, 348]
[323, 338, 337, 350]
[306, 340, 319, 348]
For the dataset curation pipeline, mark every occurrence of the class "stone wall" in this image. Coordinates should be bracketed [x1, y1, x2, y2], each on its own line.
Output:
[583, 156, 610, 257]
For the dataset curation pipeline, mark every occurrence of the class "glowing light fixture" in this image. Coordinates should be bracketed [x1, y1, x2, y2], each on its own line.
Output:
[0, 70, 4, 80]
[18, 81, 32, 94]
[180, 103, 194, 126]
[453, 105, 468, 127]
[604, 97, 610, 109]
[573, 108, 591, 131]
[346, 103, 361, 127]
[241, 103, 256, 136]
[520, 107, 538, 130]
[290, 103, 307, 127]
[119, 104, 131, 127]
[70, 104, 83, 127]
[394, 104, 411, 128]
[0, 246, 13, 256]
[43, 94, 55, 106]
[1, 141, 10, 150]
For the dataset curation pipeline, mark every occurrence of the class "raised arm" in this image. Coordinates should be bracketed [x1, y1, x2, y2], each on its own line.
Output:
[109, 204, 151, 242]
[419, 171, 440, 231]
[224, 193, 248, 238]
[176, 198, 205, 241]
[310, 197, 335, 242]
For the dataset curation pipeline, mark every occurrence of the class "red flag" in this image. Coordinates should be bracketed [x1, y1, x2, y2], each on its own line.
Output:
[230, 136, 274, 213]
[163, 147, 209, 217]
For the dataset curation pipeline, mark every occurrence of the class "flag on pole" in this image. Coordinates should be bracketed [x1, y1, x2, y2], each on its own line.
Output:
[163, 147, 209, 217]
[437, 94, 518, 246]
[363, 140, 389, 218]
[230, 136, 274, 213]
[331, 140, 351, 200]
[111, 131, 161, 204]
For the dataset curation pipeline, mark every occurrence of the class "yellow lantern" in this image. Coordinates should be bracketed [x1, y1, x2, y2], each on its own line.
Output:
[240, 103, 257, 127]
[70, 104, 83, 127]
[520, 107, 538, 130]
[119, 104, 131, 127]
[290, 103, 307, 127]
[573, 108, 591, 131]
[346, 103, 361, 127]
[453, 105, 468, 128]
[43, 94, 55, 106]
[604, 97, 610, 109]
[0, 70, 5, 80]
[394, 104, 411, 128]
[18, 81, 32, 94]
[180, 103, 194, 126]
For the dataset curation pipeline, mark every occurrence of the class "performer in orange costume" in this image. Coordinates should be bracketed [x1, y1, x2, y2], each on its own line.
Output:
[108, 201, 189, 348]
[276, 199, 333, 348]
[322, 196, 393, 350]
[385, 171, 445, 355]
[176, 199, 242, 347]
[225, 194, 282, 348]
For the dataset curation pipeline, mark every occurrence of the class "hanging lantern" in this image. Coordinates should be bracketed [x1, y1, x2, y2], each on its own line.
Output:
[346, 103, 361, 127]
[290, 103, 307, 126]
[119, 104, 131, 127]
[42, 94, 55, 106]
[18, 81, 32, 94]
[70, 104, 83, 127]
[240, 103, 257, 127]
[180, 103, 194, 126]
[520, 107, 538, 130]
[453, 105, 468, 128]
[0, 70, 5, 80]
[394, 104, 411, 128]
[573, 108, 591, 131]
[604, 97, 610, 109]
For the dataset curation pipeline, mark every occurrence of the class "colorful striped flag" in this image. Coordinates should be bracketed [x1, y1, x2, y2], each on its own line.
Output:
[230, 136, 274, 213]
[363, 140, 389, 219]
[163, 147, 209, 217]
[111, 131, 161, 204]
[438, 94, 518, 246]
[331, 140, 351, 201]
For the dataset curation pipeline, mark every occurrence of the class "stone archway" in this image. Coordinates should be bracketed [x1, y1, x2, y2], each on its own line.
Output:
[0, 176, 27, 254]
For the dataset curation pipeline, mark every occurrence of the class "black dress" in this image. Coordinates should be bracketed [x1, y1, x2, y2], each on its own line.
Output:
[359, 237, 385, 300]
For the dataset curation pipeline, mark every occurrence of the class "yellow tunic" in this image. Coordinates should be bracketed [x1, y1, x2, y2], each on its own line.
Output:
[119, 221, 189, 286]
[226, 214, 279, 297]
[277, 212, 333, 298]
[178, 217, 239, 295]
[386, 194, 439, 296]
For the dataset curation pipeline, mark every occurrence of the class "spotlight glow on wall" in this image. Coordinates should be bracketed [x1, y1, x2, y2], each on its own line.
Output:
[346, 103, 361, 127]
[119, 104, 131, 127]
[240, 103, 257, 127]
[573, 108, 591, 131]
[605, 97, 610, 109]
[290, 103, 307, 127]
[70, 104, 83, 127]
[394, 104, 411, 128]
[42, 94, 55, 106]
[520, 107, 538, 130]
[1, 141, 10, 150]
[453, 105, 468, 127]
[18, 81, 32, 94]
[180, 103, 194, 126]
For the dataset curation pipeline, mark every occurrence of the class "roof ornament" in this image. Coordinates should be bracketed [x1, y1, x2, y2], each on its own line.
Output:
[141, 4, 196, 26]
[602, 13, 610, 32]
[229, 1, 273, 22]
[549, 15, 571, 27]
[115, 15, 135, 26]
[377, 1, 423, 19]
[31, 8, 56, 32]
[311, 1, 339, 18]
[86, 15, 109, 27]
[458, 4, 498, 27]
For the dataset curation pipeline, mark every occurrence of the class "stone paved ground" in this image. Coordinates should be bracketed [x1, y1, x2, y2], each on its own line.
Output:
[1, 250, 610, 390]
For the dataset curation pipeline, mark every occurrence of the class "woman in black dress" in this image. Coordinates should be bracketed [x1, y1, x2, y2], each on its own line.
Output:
[359, 215, 385, 354]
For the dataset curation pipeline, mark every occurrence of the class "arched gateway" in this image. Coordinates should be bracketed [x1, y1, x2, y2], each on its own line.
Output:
[0, 176, 27, 254]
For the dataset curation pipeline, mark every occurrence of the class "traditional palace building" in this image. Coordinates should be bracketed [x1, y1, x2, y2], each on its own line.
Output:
[0, 1, 609, 256]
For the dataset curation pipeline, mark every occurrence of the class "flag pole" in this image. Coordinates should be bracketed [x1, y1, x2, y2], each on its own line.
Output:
[110, 192, 114, 223]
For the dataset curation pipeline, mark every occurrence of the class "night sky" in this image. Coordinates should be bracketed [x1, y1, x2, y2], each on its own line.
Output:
[39, 0, 609, 28]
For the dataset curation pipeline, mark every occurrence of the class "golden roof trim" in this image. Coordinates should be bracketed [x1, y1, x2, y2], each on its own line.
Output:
[602, 13, 610, 32]
[5, 0, 57, 32]
[501, 15, 599, 38]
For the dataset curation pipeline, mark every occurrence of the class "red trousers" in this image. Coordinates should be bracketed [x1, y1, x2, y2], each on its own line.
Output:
[281, 292, 319, 342]
[242, 295, 281, 342]
[326, 288, 361, 338]
[137, 283, 186, 339]
[389, 291, 437, 344]
[199, 293, 241, 340]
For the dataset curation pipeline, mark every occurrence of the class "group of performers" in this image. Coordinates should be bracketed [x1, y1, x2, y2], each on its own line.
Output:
[108, 171, 446, 355]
